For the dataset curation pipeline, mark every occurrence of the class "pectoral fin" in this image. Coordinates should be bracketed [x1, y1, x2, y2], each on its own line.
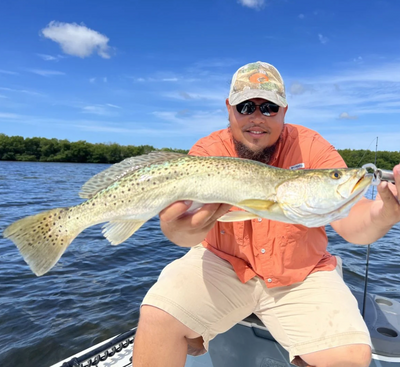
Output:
[218, 211, 261, 222]
[238, 199, 277, 210]
[102, 220, 146, 245]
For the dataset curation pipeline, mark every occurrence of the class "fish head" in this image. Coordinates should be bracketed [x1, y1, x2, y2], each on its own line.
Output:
[275, 167, 372, 227]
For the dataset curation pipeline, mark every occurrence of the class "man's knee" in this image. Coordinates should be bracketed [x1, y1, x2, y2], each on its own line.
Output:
[138, 305, 174, 328]
[137, 305, 201, 339]
[300, 344, 371, 367]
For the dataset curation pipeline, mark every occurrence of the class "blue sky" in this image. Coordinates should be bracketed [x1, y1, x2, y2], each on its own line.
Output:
[0, 0, 399, 151]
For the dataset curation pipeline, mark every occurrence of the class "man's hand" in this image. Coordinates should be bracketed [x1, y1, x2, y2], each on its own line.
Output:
[159, 201, 232, 247]
[372, 163, 400, 227]
[332, 163, 400, 244]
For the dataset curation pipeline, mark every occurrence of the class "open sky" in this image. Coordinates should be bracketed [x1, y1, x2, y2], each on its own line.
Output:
[0, 0, 399, 151]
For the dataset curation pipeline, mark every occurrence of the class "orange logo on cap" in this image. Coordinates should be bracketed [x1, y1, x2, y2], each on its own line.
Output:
[249, 73, 269, 83]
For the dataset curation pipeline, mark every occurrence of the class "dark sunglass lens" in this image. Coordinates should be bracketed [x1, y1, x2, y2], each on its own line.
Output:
[260, 103, 279, 115]
[269, 103, 280, 113]
[236, 101, 255, 114]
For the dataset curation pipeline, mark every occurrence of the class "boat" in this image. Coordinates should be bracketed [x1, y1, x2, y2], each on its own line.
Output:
[51, 288, 400, 367]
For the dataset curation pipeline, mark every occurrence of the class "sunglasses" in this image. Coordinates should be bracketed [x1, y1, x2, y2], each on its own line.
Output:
[236, 100, 280, 116]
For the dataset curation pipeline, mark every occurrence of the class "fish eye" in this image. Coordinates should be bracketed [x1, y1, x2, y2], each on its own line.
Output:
[330, 170, 341, 180]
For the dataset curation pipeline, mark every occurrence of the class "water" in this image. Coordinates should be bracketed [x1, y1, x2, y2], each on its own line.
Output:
[0, 161, 399, 367]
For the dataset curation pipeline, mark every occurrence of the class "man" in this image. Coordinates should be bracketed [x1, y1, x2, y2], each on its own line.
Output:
[133, 61, 400, 367]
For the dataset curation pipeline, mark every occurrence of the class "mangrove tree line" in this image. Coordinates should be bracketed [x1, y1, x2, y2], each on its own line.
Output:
[0, 133, 399, 169]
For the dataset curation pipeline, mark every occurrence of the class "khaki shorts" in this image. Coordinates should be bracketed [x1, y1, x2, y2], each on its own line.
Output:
[142, 245, 371, 364]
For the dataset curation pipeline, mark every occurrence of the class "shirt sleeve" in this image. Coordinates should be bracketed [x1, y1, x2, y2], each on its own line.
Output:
[188, 142, 210, 157]
[308, 134, 347, 169]
[188, 138, 212, 157]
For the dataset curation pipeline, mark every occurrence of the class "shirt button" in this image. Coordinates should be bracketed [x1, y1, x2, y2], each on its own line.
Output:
[261, 248, 266, 254]
[267, 278, 272, 283]
[258, 218, 262, 222]
[220, 230, 225, 234]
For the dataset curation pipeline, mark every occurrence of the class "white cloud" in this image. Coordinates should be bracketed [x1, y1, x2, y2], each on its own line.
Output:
[237, 0, 265, 9]
[298, 14, 305, 19]
[152, 109, 227, 134]
[36, 53, 59, 61]
[339, 112, 358, 120]
[0, 69, 19, 75]
[179, 91, 192, 100]
[0, 87, 44, 96]
[129, 76, 179, 83]
[82, 105, 108, 115]
[318, 33, 329, 44]
[89, 77, 96, 83]
[41, 21, 111, 59]
[289, 82, 306, 95]
[28, 69, 65, 77]
[164, 88, 226, 104]
[281, 62, 400, 151]
[0, 112, 23, 119]
[82, 104, 120, 116]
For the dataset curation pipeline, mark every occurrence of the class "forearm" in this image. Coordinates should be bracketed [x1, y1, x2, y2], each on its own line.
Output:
[331, 198, 392, 245]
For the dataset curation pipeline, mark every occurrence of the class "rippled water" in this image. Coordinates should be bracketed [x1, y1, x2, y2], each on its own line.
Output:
[0, 161, 399, 367]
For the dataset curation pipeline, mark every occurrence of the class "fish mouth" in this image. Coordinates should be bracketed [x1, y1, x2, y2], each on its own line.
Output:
[351, 172, 372, 194]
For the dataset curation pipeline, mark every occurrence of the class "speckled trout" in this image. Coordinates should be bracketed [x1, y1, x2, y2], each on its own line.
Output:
[3, 152, 372, 276]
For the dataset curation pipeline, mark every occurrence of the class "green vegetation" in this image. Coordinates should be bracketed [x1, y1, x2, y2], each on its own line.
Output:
[338, 149, 399, 170]
[0, 134, 398, 169]
[0, 134, 188, 164]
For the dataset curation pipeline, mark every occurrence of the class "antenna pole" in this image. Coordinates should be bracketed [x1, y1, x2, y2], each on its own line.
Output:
[361, 137, 378, 318]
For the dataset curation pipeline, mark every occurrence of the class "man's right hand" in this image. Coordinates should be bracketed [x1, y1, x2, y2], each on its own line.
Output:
[159, 201, 232, 247]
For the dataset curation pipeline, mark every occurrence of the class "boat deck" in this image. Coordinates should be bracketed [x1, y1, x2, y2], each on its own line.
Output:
[52, 291, 400, 367]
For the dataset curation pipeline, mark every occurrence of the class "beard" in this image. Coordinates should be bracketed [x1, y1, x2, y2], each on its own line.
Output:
[228, 124, 280, 165]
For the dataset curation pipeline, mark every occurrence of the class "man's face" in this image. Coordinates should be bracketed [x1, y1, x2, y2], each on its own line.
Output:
[226, 97, 287, 155]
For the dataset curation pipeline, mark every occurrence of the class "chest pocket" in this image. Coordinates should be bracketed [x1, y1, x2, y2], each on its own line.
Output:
[217, 220, 244, 247]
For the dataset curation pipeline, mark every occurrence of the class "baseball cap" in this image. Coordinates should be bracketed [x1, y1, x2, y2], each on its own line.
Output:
[228, 61, 288, 107]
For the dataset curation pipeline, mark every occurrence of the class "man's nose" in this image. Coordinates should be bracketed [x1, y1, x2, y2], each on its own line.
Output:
[249, 108, 265, 122]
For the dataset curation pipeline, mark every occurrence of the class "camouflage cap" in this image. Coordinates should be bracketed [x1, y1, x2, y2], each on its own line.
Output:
[228, 61, 288, 107]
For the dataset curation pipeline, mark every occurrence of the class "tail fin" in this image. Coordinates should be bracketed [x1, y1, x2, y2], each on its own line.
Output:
[3, 207, 82, 276]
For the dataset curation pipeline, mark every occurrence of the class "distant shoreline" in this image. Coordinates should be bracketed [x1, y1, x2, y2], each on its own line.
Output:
[0, 133, 398, 170]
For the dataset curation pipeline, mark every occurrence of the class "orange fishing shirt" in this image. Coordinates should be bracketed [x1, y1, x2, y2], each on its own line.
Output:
[188, 124, 347, 288]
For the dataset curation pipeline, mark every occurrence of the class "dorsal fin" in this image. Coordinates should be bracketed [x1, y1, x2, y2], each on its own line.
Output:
[79, 152, 187, 199]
